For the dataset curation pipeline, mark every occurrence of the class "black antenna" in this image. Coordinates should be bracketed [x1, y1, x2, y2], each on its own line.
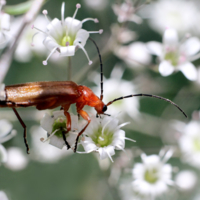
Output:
[89, 37, 103, 100]
[106, 93, 187, 118]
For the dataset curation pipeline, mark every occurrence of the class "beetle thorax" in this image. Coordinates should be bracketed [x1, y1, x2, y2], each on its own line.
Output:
[77, 85, 105, 113]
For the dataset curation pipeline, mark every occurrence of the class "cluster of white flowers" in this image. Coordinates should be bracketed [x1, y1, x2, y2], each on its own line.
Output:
[39, 110, 134, 162]
[32, 2, 103, 65]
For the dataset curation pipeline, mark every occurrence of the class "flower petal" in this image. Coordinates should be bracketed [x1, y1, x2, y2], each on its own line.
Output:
[159, 60, 174, 76]
[98, 145, 115, 160]
[47, 18, 64, 42]
[163, 28, 178, 46]
[59, 46, 76, 56]
[146, 41, 163, 57]
[43, 36, 58, 51]
[73, 29, 89, 47]
[179, 62, 197, 81]
[181, 37, 200, 57]
[1, 13, 10, 30]
[49, 135, 65, 149]
[40, 113, 53, 133]
[65, 17, 82, 36]
[81, 137, 98, 152]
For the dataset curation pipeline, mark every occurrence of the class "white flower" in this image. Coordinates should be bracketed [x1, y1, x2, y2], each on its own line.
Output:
[112, 0, 142, 24]
[0, 119, 16, 164]
[80, 115, 134, 162]
[30, 126, 73, 163]
[116, 42, 151, 67]
[175, 170, 197, 192]
[147, 28, 200, 81]
[40, 110, 78, 149]
[33, 2, 103, 65]
[0, 191, 9, 200]
[5, 147, 28, 171]
[92, 66, 139, 118]
[11, 15, 47, 62]
[178, 121, 200, 168]
[0, 0, 10, 48]
[140, 0, 200, 36]
[0, 119, 16, 143]
[132, 149, 174, 199]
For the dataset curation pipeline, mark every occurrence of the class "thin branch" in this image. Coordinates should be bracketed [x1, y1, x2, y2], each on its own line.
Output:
[0, 0, 45, 83]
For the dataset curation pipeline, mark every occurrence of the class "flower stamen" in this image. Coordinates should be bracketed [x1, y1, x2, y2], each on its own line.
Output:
[77, 43, 93, 65]
[82, 18, 99, 23]
[88, 29, 103, 34]
[43, 47, 57, 65]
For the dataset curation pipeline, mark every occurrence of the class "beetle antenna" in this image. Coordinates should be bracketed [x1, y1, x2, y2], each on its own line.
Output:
[89, 37, 104, 100]
[106, 93, 187, 118]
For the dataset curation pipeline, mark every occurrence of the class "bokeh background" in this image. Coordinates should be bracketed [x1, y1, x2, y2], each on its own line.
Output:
[1, 0, 200, 199]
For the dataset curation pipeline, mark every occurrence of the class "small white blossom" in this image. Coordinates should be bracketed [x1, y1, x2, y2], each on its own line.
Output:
[40, 110, 78, 149]
[80, 115, 134, 162]
[175, 170, 197, 192]
[11, 15, 47, 62]
[147, 28, 200, 81]
[31, 126, 73, 163]
[112, 0, 142, 24]
[116, 42, 151, 67]
[33, 2, 102, 65]
[0, 119, 16, 164]
[140, 0, 200, 36]
[0, 0, 10, 48]
[178, 121, 200, 168]
[132, 149, 174, 199]
[5, 147, 28, 171]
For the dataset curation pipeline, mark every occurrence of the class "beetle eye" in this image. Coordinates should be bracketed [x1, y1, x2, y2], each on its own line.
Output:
[102, 105, 107, 112]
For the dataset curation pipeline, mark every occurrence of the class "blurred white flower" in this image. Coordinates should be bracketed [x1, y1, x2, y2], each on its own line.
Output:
[112, 0, 142, 24]
[0, 191, 9, 200]
[5, 147, 28, 171]
[84, 0, 107, 11]
[92, 66, 139, 118]
[147, 28, 200, 81]
[40, 110, 78, 149]
[178, 121, 200, 168]
[80, 115, 134, 162]
[175, 170, 197, 192]
[116, 42, 151, 67]
[30, 126, 73, 163]
[141, 0, 200, 35]
[0, 119, 16, 164]
[11, 15, 46, 62]
[0, 144, 7, 163]
[33, 2, 102, 65]
[132, 149, 174, 199]
[0, 0, 10, 49]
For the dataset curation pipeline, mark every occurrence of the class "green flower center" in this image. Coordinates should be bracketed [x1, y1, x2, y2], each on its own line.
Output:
[144, 168, 158, 184]
[164, 51, 179, 66]
[52, 117, 67, 137]
[90, 126, 114, 147]
[193, 137, 200, 151]
[61, 35, 74, 46]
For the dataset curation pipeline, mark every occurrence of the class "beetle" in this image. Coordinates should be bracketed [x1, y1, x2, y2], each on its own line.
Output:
[0, 38, 187, 153]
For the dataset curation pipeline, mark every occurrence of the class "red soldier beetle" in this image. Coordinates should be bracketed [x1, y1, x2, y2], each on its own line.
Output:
[0, 38, 187, 154]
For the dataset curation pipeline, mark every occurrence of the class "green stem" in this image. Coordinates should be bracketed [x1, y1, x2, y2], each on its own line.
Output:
[68, 57, 71, 80]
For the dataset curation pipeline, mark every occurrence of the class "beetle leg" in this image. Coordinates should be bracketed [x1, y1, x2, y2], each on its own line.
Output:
[74, 109, 91, 152]
[62, 105, 72, 150]
[12, 108, 29, 154]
